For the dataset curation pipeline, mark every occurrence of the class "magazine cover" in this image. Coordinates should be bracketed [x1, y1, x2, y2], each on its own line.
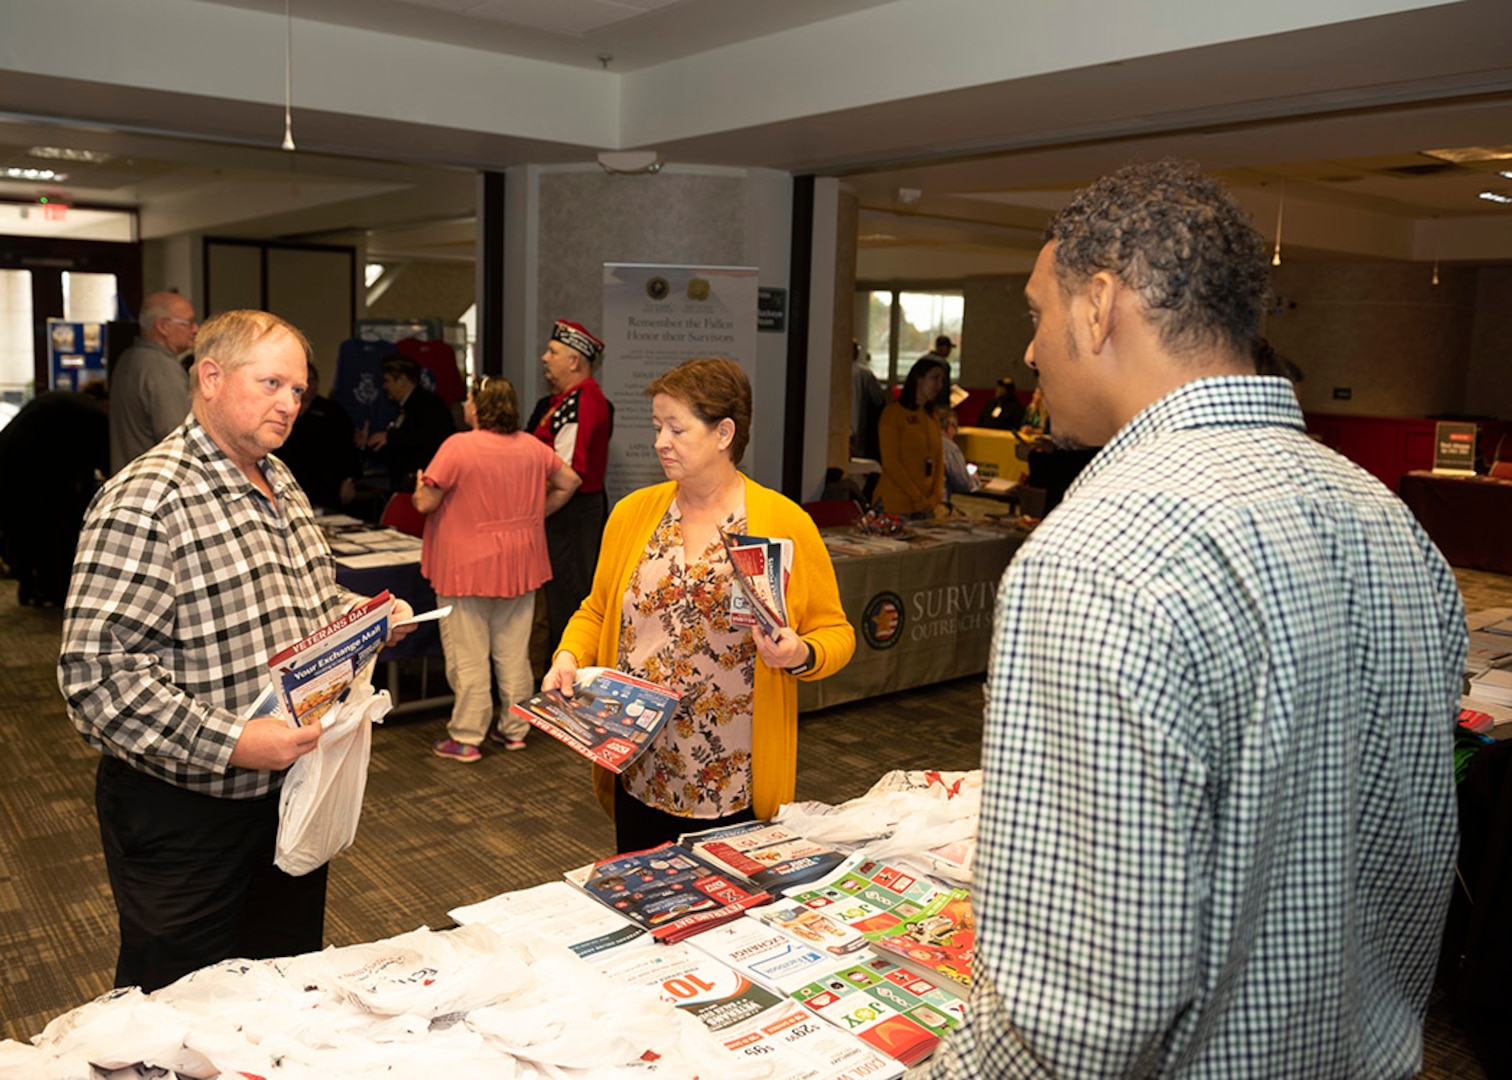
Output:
[260, 591, 394, 727]
[598, 942, 905, 1079]
[509, 667, 680, 772]
[867, 888, 974, 998]
[680, 821, 848, 892]
[720, 530, 792, 636]
[788, 954, 966, 1067]
[566, 842, 771, 943]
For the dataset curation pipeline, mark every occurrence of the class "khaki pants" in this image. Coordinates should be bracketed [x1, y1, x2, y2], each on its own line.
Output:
[437, 592, 535, 745]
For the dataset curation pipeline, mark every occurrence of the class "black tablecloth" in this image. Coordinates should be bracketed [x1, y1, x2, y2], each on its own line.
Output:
[1399, 472, 1512, 575]
[335, 560, 441, 661]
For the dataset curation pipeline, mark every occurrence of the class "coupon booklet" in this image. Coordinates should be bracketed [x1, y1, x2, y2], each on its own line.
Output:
[566, 841, 772, 943]
[509, 667, 681, 773]
[250, 591, 394, 727]
[720, 530, 793, 637]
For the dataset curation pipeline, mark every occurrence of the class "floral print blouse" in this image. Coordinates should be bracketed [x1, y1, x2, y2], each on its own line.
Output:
[618, 499, 757, 818]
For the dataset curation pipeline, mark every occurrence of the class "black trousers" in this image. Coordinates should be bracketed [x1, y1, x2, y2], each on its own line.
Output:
[543, 490, 608, 652]
[95, 756, 328, 992]
[613, 775, 755, 855]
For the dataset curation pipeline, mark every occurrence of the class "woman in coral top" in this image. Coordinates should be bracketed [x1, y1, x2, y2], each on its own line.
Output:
[544, 358, 855, 853]
[415, 376, 580, 762]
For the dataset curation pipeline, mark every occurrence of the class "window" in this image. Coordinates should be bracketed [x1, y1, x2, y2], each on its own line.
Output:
[62, 271, 118, 323]
[855, 287, 963, 386]
[0, 269, 33, 426]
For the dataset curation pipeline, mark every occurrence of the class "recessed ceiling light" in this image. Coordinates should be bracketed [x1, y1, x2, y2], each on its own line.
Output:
[1500, 170, 1512, 180]
[27, 145, 112, 164]
[4, 167, 67, 182]
[1478, 191, 1512, 205]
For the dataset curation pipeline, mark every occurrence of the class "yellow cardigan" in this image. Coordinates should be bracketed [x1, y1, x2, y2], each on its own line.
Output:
[557, 476, 855, 821]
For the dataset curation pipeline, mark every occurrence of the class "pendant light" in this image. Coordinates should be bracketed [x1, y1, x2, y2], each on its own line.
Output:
[1271, 182, 1285, 267]
[281, 0, 296, 151]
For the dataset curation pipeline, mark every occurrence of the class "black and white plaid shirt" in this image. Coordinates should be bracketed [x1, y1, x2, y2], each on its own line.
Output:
[927, 377, 1466, 1078]
[59, 416, 363, 799]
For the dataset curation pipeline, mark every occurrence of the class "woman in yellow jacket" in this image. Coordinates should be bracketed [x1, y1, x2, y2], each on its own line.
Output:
[874, 356, 947, 516]
[545, 358, 855, 853]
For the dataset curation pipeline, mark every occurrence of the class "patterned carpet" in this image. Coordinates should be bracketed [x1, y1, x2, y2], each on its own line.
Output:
[2, 571, 1504, 1077]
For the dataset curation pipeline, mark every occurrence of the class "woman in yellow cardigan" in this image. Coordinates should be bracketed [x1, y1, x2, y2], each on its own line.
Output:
[545, 358, 855, 853]
[874, 356, 947, 517]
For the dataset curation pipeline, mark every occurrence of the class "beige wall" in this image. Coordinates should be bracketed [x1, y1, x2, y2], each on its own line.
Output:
[961, 274, 1032, 390]
[536, 171, 747, 348]
[1467, 267, 1512, 421]
[368, 261, 475, 324]
[948, 261, 1508, 425]
[1263, 260, 1477, 417]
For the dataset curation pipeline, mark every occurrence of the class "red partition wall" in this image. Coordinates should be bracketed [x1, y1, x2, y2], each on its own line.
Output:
[1304, 413, 1512, 492]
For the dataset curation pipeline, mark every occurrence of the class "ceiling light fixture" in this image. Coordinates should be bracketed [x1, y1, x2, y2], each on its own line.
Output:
[1430, 216, 1440, 286]
[1271, 183, 1285, 267]
[4, 167, 67, 182]
[1479, 191, 1512, 205]
[281, 0, 296, 151]
[597, 150, 663, 175]
[27, 146, 110, 164]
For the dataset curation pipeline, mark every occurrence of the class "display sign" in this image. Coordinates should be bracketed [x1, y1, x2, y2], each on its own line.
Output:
[757, 286, 786, 332]
[1432, 421, 1478, 475]
[601, 263, 758, 501]
[47, 319, 107, 391]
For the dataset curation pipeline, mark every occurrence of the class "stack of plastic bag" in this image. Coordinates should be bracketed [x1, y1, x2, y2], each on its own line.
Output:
[22, 924, 736, 1078]
[775, 768, 980, 885]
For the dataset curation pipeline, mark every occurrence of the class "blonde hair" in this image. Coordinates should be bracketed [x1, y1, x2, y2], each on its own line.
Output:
[190, 310, 312, 394]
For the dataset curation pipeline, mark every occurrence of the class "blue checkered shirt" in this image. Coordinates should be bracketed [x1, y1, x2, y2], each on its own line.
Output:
[59, 416, 363, 799]
[927, 376, 1465, 1078]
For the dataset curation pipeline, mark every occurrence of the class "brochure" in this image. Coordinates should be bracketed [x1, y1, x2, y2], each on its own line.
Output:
[788, 954, 966, 1067]
[447, 880, 647, 959]
[597, 942, 904, 1079]
[565, 841, 771, 943]
[721, 530, 792, 636]
[680, 821, 848, 893]
[255, 592, 395, 727]
[866, 888, 974, 999]
[691, 907, 860, 996]
[509, 667, 681, 772]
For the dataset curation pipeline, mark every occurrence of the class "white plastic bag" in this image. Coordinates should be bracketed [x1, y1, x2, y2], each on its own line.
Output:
[275, 678, 391, 876]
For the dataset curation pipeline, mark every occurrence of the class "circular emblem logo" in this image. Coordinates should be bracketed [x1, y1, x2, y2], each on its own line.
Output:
[862, 591, 905, 650]
[646, 276, 671, 301]
[686, 278, 710, 301]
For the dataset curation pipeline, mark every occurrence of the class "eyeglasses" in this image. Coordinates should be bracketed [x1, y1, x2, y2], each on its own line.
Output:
[164, 317, 198, 328]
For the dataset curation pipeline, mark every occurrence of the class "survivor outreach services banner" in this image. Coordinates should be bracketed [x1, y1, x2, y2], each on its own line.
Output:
[601, 263, 758, 502]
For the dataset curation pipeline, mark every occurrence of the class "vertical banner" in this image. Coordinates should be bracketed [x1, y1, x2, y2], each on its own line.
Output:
[601, 263, 758, 503]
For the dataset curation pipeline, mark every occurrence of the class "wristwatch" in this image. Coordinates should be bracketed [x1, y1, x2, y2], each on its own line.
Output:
[786, 641, 816, 677]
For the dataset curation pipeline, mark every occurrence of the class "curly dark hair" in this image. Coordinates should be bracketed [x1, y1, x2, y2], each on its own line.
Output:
[1046, 159, 1269, 359]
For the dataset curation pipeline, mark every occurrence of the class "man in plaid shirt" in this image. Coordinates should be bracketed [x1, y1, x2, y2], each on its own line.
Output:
[924, 162, 1464, 1078]
[60, 309, 414, 992]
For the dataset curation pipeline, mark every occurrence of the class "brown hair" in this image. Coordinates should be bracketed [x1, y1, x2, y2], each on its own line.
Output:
[190, 310, 312, 394]
[471, 375, 520, 434]
[645, 357, 752, 464]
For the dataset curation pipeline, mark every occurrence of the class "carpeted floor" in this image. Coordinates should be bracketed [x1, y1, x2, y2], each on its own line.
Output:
[2, 570, 1505, 1077]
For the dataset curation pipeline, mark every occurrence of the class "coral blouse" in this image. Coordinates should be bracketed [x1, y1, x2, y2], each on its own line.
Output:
[419, 429, 564, 598]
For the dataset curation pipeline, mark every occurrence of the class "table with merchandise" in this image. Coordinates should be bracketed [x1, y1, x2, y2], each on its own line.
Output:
[10, 769, 983, 1078]
[799, 515, 1033, 712]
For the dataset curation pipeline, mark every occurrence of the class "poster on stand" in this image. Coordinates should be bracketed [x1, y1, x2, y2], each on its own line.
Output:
[601, 263, 758, 502]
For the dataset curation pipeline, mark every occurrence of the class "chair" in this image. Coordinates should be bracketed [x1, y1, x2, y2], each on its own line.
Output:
[380, 492, 427, 538]
[802, 499, 863, 528]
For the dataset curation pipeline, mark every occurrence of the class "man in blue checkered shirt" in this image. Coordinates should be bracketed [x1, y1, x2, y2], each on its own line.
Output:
[924, 161, 1465, 1078]
[60, 310, 415, 993]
